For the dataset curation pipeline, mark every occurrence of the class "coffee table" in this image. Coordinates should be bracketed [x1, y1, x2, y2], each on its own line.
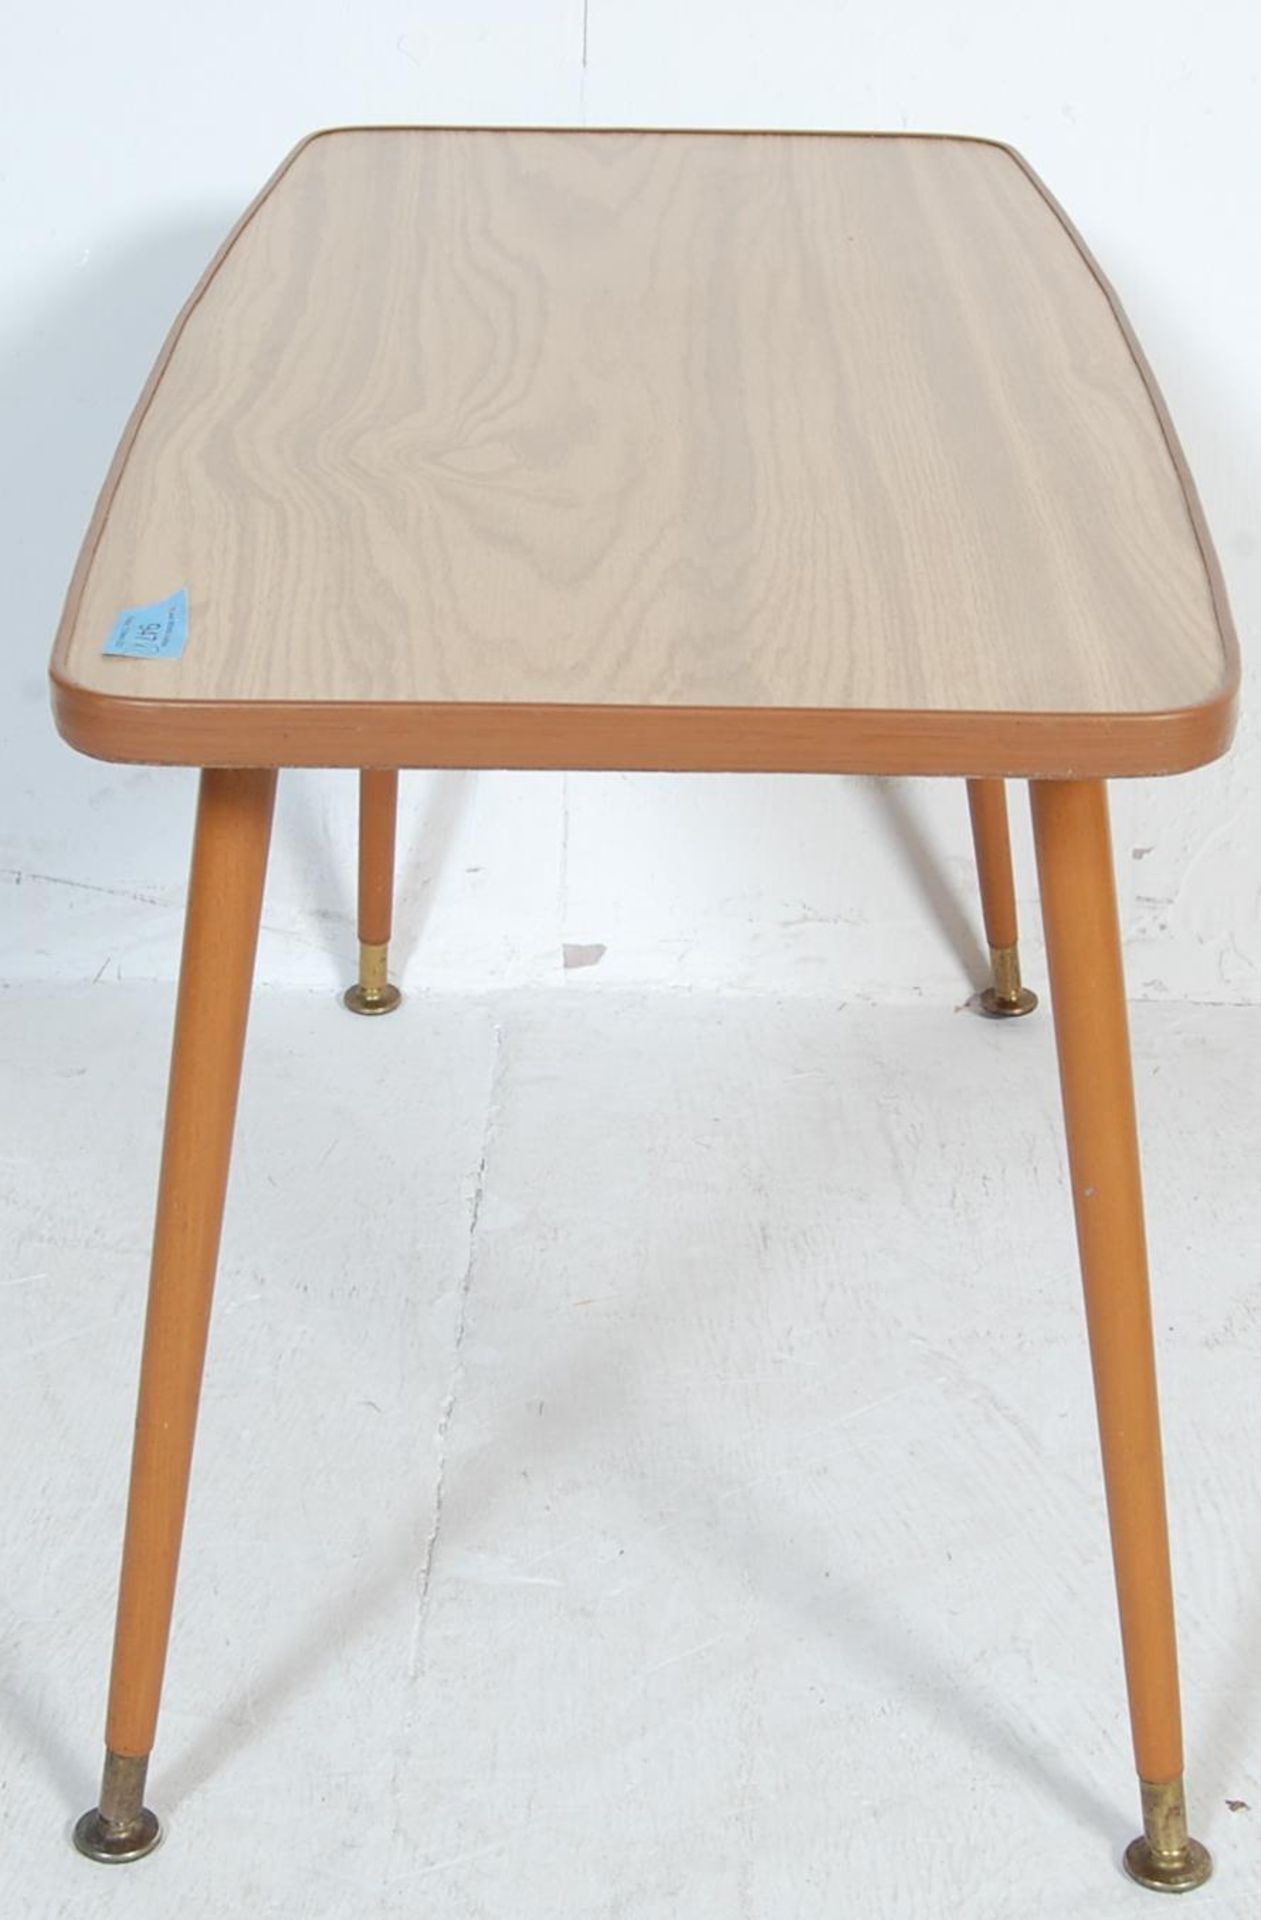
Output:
[49, 127, 1239, 1895]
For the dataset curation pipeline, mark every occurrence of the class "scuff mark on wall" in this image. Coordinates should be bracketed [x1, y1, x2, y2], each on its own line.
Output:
[563, 942, 607, 971]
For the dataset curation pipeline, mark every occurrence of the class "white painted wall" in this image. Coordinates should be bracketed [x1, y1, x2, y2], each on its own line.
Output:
[2, 1, 1257, 1002]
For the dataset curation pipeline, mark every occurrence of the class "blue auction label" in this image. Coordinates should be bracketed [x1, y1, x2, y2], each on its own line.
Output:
[102, 588, 189, 660]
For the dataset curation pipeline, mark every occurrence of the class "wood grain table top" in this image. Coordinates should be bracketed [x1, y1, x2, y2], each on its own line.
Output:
[50, 127, 1238, 776]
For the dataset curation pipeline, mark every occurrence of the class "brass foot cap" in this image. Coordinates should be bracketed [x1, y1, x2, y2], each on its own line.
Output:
[342, 981, 402, 1017]
[978, 985, 1038, 1019]
[1123, 1835, 1212, 1893]
[73, 1805, 162, 1864]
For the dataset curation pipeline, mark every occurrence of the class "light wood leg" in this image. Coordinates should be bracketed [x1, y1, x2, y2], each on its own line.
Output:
[1030, 778, 1210, 1893]
[344, 769, 401, 1014]
[74, 767, 277, 1863]
[967, 777, 1037, 1016]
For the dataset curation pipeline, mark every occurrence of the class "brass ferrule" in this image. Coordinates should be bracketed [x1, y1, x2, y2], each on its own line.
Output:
[358, 940, 390, 1001]
[989, 941, 1024, 1005]
[97, 1751, 149, 1834]
[1123, 1774, 1211, 1890]
[1140, 1777, 1192, 1861]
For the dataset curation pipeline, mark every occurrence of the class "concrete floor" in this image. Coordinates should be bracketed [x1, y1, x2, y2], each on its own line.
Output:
[1, 981, 1258, 1918]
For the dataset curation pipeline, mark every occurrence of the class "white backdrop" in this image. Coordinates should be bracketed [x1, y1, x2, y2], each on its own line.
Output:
[2, 1, 1257, 1002]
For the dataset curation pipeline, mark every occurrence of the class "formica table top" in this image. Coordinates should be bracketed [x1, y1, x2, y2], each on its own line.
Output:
[50, 128, 1238, 775]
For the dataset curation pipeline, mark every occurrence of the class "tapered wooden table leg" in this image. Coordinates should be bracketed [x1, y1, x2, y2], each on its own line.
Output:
[1031, 778, 1210, 1893]
[968, 777, 1037, 1016]
[74, 767, 277, 1863]
[344, 768, 401, 1015]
